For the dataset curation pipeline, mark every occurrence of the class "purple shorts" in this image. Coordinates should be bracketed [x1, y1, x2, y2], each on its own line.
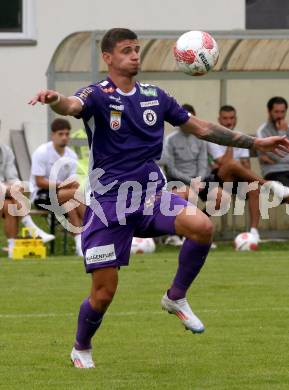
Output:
[81, 191, 189, 272]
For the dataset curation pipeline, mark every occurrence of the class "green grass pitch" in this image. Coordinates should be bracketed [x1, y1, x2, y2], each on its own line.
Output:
[0, 245, 289, 389]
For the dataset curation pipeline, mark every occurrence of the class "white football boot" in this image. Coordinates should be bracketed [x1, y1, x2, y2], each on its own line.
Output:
[21, 216, 55, 243]
[70, 347, 95, 369]
[161, 293, 205, 333]
[27, 228, 55, 243]
[38, 231, 55, 244]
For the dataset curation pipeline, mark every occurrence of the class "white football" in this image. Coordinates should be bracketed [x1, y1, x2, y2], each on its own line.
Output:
[234, 232, 259, 251]
[130, 237, 156, 254]
[174, 30, 219, 76]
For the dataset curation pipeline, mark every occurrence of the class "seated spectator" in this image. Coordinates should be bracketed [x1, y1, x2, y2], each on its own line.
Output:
[208, 104, 289, 241]
[0, 143, 21, 257]
[163, 104, 227, 246]
[165, 104, 226, 211]
[30, 118, 85, 256]
[0, 143, 54, 257]
[257, 97, 289, 188]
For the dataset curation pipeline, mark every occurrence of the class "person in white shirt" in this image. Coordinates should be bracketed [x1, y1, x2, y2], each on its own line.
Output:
[207, 105, 261, 241]
[30, 118, 85, 256]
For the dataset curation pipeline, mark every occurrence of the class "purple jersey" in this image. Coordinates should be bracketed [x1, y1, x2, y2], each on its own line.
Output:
[74, 78, 189, 200]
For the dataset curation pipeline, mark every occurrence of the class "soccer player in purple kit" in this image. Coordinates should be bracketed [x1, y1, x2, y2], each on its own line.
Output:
[29, 28, 289, 369]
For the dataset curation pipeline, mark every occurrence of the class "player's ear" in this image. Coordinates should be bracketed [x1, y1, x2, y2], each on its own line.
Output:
[102, 52, 112, 66]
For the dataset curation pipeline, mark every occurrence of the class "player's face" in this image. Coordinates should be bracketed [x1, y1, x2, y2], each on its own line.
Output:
[103, 39, 140, 76]
[51, 129, 70, 148]
[268, 103, 287, 124]
[218, 110, 237, 130]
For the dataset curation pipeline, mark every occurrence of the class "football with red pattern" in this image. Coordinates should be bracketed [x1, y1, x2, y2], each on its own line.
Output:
[174, 31, 219, 76]
[234, 232, 259, 251]
[130, 237, 156, 254]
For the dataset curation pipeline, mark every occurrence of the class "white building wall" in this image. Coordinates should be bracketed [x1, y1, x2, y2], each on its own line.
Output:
[0, 0, 245, 143]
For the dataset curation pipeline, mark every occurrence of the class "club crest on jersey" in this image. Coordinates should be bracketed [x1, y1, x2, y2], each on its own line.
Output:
[110, 111, 122, 130]
[143, 109, 157, 126]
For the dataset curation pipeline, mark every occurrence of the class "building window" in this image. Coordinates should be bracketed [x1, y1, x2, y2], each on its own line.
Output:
[0, 0, 36, 43]
[0, 1, 22, 32]
[246, 0, 289, 29]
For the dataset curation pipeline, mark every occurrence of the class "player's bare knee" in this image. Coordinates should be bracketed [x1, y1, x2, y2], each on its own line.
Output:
[91, 286, 116, 311]
[96, 294, 114, 310]
[204, 220, 214, 240]
[185, 217, 214, 243]
[197, 219, 214, 242]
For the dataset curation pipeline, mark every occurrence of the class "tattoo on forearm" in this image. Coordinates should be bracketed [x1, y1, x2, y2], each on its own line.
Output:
[201, 123, 255, 149]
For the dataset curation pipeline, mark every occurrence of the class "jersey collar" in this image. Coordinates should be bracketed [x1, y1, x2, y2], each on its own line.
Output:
[106, 77, 136, 96]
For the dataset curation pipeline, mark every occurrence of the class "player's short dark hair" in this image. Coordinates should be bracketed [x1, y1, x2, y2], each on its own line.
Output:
[219, 105, 236, 114]
[182, 104, 196, 116]
[101, 28, 138, 53]
[51, 118, 71, 132]
[267, 97, 288, 111]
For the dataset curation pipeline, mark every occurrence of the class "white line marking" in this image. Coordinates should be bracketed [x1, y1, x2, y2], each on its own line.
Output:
[0, 307, 288, 319]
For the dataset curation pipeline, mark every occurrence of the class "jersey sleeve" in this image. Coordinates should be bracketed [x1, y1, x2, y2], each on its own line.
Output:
[160, 89, 190, 126]
[73, 85, 99, 121]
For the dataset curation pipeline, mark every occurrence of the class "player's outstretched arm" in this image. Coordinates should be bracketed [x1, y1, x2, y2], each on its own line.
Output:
[28, 89, 82, 116]
[181, 116, 289, 156]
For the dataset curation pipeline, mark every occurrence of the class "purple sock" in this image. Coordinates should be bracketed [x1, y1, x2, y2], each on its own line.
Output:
[168, 239, 211, 300]
[75, 298, 104, 350]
